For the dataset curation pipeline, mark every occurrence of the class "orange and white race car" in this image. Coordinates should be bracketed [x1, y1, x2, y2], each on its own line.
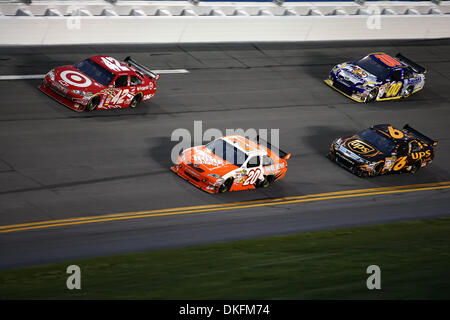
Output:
[171, 135, 291, 193]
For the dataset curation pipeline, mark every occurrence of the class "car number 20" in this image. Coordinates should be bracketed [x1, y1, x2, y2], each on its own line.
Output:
[243, 169, 261, 186]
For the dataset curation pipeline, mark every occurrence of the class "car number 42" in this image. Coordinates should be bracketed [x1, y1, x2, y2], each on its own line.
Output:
[111, 89, 130, 104]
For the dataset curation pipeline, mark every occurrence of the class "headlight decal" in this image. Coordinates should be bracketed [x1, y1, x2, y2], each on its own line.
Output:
[72, 90, 86, 96]
[47, 70, 55, 81]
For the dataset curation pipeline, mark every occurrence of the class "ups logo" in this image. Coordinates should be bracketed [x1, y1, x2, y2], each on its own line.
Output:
[348, 140, 375, 154]
[411, 150, 431, 160]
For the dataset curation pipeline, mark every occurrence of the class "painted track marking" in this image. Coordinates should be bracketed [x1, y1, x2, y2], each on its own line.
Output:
[1, 181, 449, 234]
[0, 69, 189, 80]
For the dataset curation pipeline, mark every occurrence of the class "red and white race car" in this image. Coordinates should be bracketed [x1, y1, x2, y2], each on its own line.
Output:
[171, 135, 291, 193]
[39, 56, 159, 112]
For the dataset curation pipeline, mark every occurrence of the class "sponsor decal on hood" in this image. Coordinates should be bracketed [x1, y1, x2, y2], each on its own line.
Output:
[183, 146, 239, 176]
[344, 137, 381, 159]
[336, 64, 379, 87]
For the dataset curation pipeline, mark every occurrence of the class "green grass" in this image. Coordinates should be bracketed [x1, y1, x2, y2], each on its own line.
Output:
[1, 217, 450, 299]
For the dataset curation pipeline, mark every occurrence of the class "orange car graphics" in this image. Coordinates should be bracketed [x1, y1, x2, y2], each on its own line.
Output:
[171, 135, 291, 193]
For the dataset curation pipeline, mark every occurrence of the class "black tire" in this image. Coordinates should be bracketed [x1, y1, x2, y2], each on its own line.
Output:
[410, 160, 422, 174]
[366, 88, 379, 103]
[129, 94, 142, 108]
[353, 167, 367, 178]
[218, 178, 233, 193]
[403, 86, 414, 98]
[372, 162, 384, 177]
[327, 151, 336, 162]
[85, 96, 100, 112]
[256, 175, 274, 189]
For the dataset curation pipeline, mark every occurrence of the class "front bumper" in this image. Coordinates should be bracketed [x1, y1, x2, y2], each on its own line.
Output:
[328, 145, 373, 176]
[324, 77, 367, 103]
[329, 148, 358, 174]
[39, 78, 87, 112]
[171, 162, 220, 194]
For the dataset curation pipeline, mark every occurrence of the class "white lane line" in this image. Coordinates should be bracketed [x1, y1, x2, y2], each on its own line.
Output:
[153, 69, 190, 74]
[0, 69, 189, 80]
[0, 75, 44, 80]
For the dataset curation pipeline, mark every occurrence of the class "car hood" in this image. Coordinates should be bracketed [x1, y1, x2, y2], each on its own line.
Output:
[341, 135, 385, 161]
[335, 63, 380, 87]
[183, 146, 240, 176]
[53, 65, 107, 93]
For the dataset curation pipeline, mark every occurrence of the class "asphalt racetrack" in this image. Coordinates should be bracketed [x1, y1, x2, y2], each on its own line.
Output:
[0, 40, 449, 269]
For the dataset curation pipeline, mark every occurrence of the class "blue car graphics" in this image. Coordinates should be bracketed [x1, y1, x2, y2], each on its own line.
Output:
[324, 52, 426, 103]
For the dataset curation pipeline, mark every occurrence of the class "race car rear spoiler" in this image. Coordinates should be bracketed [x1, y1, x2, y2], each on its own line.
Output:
[395, 53, 427, 74]
[256, 135, 291, 160]
[403, 124, 438, 147]
[124, 56, 160, 80]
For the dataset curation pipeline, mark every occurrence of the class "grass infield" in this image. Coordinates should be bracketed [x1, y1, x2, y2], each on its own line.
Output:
[1, 217, 450, 299]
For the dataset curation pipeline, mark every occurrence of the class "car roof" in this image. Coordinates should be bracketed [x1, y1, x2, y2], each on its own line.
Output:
[222, 135, 266, 157]
[366, 52, 408, 69]
[371, 124, 414, 142]
[88, 56, 136, 75]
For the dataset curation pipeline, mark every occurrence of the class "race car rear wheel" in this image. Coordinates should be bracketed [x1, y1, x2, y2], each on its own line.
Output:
[85, 96, 100, 112]
[129, 94, 142, 108]
[366, 88, 379, 103]
[256, 175, 274, 188]
[410, 160, 422, 174]
[219, 178, 233, 193]
[403, 86, 414, 98]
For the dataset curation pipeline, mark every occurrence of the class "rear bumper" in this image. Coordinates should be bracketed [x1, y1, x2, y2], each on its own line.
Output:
[39, 81, 86, 112]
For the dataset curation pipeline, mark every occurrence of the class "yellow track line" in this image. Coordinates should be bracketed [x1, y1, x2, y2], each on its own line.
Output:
[1, 180, 448, 231]
[1, 181, 449, 234]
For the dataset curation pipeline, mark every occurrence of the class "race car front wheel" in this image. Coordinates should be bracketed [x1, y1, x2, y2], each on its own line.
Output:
[219, 178, 233, 193]
[327, 151, 336, 162]
[353, 167, 368, 178]
[372, 162, 384, 176]
[366, 88, 379, 103]
[85, 96, 100, 112]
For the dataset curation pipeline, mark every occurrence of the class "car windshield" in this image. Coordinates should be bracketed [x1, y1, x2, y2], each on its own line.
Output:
[354, 56, 390, 80]
[358, 129, 397, 154]
[206, 139, 248, 167]
[74, 59, 115, 86]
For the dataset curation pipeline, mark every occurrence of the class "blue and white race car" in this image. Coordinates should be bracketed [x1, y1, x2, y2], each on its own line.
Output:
[324, 52, 426, 103]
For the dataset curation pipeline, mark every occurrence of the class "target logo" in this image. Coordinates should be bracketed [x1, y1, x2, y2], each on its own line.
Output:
[60, 70, 92, 88]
